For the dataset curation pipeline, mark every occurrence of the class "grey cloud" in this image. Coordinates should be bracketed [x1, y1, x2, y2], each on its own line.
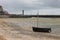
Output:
[1, 0, 60, 14]
[39, 0, 60, 8]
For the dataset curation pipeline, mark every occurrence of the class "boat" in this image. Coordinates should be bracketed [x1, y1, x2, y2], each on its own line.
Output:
[32, 11, 51, 33]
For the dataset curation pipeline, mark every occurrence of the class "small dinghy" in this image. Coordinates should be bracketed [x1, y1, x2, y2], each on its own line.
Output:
[32, 11, 51, 33]
[32, 27, 51, 33]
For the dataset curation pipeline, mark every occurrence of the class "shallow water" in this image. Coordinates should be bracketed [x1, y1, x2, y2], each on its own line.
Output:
[4, 18, 60, 35]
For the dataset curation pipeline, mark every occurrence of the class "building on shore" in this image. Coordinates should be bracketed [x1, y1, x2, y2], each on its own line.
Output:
[0, 5, 9, 18]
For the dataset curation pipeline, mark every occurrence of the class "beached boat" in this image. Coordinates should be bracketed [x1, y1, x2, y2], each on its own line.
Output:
[32, 11, 51, 33]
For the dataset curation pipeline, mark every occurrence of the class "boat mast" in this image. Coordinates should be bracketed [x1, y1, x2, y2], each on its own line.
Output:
[37, 10, 39, 28]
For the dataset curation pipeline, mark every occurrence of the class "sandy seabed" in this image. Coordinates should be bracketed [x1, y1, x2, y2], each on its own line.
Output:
[0, 35, 6, 40]
[0, 18, 60, 40]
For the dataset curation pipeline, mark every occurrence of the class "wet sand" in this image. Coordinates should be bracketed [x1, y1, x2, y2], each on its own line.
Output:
[0, 35, 6, 40]
[0, 18, 60, 40]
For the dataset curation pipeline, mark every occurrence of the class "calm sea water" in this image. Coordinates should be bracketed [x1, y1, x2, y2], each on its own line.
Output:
[9, 22, 60, 35]
[6, 18, 60, 35]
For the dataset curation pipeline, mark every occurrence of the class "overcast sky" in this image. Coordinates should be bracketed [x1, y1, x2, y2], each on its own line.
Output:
[0, 0, 60, 15]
